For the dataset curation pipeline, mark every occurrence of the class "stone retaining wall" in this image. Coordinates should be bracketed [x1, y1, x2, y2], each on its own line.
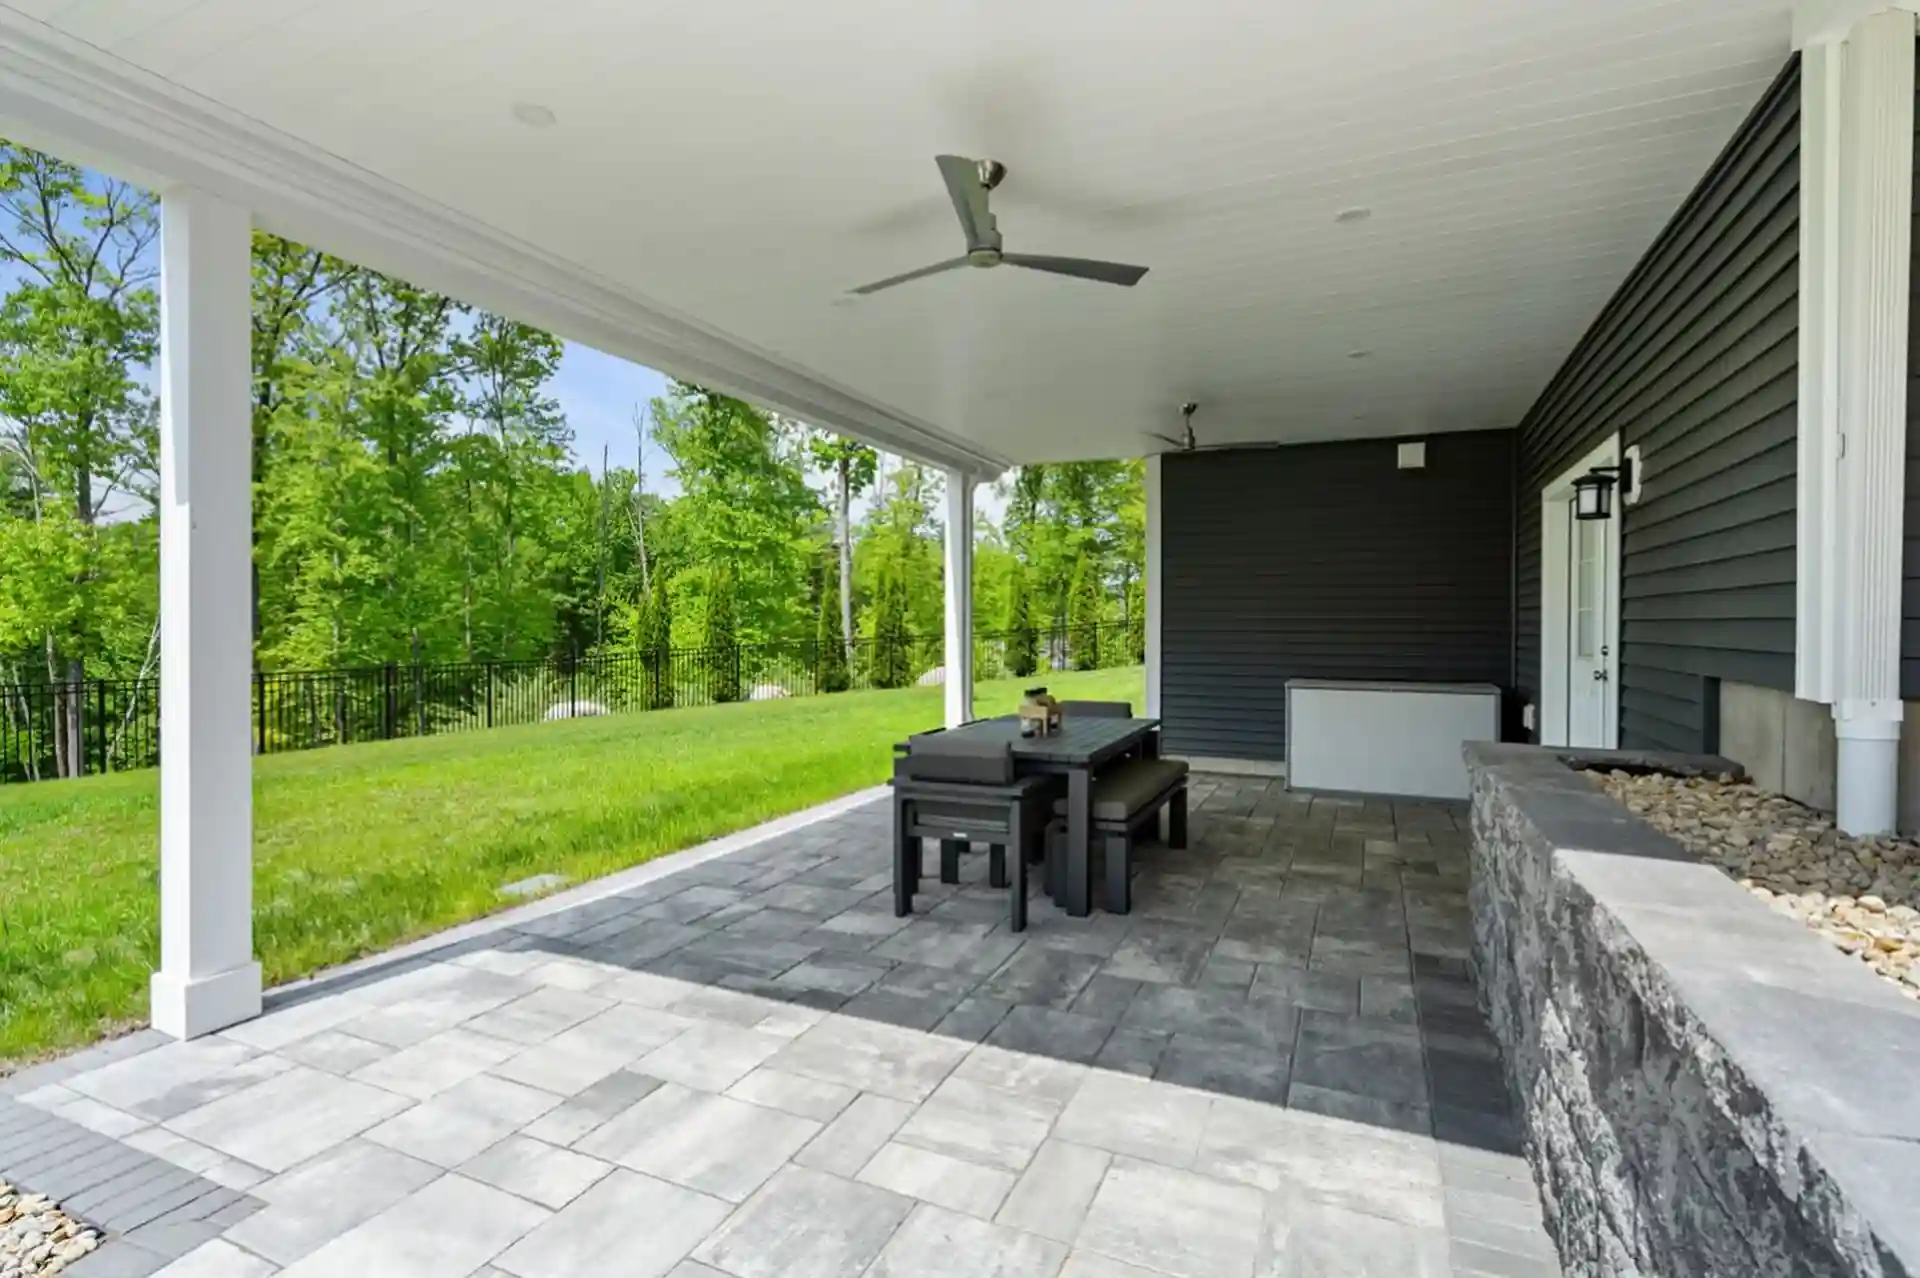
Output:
[1464, 742, 1920, 1278]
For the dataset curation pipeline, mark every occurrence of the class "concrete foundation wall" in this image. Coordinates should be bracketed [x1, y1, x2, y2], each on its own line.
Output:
[1717, 680, 1920, 832]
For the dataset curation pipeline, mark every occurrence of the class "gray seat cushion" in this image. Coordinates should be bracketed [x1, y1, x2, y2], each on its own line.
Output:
[1054, 757, 1189, 823]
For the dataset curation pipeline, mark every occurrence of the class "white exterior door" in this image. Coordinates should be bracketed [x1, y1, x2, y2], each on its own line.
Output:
[1565, 502, 1611, 746]
[1540, 436, 1622, 749]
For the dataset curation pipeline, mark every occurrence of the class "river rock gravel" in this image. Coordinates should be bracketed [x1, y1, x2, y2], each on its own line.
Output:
[0, 1183, 99, 1278]
[1596, 769, 1920, 1000]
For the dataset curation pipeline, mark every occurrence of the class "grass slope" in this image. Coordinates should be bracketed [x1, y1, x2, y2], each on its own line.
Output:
[0, 666, 1143, 1068]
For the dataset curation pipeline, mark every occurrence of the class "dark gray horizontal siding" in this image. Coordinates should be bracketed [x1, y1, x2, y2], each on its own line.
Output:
[1515, 56, 1800, 754]
[1161, 431, 1513, 761]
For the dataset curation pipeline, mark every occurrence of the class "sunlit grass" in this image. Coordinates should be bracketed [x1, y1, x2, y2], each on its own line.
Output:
[0, 666, 1144, 1069]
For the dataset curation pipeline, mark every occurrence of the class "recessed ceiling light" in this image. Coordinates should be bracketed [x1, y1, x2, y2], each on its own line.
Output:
[511, 102, 557, 128]
[1335, 207, 1372, 224]
[1347, 349, 1371, 359]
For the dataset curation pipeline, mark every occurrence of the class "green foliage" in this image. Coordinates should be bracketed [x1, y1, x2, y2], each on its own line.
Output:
[1068, 553, 1102, 671]
[650, 384, 818, 647]
[817, 553, 850, 693]
[1004, 561, 1037, 679]
[868, 570, 914, 690]
[703, 566, 741, 703]
[638, 573, 674, 709]
[0, 140, 1144, 755]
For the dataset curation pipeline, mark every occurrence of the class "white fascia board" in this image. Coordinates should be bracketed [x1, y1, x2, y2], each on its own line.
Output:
[0, 12, 1010, 483]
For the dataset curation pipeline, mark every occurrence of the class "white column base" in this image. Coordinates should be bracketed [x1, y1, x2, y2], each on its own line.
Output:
[1835, 699, 1903, 835]
[150, 960, 262, 1040]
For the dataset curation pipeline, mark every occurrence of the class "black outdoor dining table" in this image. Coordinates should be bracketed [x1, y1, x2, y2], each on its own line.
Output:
[930, 713, 1161, 917]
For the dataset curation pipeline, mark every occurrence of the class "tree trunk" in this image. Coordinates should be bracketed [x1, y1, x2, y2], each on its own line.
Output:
[65, 655, 84, 778]
[838, 458, 855, 662]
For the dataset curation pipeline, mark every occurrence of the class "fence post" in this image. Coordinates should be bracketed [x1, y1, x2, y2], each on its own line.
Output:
[255, 670, 266, 756]
[414, 663, 426, 737]
[383, 662, 397, 740]
[95, 678, 107, 774]
[486, 664, 495, 729]
[570, 645, 579, 714]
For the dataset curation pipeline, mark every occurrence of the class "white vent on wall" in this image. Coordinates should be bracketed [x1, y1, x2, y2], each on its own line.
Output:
[1397, 441, 1426, 469]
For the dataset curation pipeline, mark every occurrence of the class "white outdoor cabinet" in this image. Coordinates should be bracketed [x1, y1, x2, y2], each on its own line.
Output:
[1285, 680, 1502, 800]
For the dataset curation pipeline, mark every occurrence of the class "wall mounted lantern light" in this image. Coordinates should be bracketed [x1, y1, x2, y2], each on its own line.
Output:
[1572, 457, 1635, 521]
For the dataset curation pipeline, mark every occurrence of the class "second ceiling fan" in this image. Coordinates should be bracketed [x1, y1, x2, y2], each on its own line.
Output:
[850, 155, 1150, 296]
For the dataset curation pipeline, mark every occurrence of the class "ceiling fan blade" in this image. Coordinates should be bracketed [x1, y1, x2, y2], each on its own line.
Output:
[935, 154, 999, 250]
[1002, 253, 1148, 286]
[1145, 432, 1189, 450]
[848, 257, 971, 296]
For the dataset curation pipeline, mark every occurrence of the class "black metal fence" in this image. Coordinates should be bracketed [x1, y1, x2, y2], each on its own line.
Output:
[0, 621, 1142, 784]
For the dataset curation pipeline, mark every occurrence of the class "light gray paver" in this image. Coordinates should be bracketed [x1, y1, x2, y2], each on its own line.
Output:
[492, 1169, 731, 1278]
[792, 1093, 917, 1177]
[149, 1238, 278, 1277]
[227, 1140, 440, 1264]
[995, 1140, 1113, 1244]
[275, 1173, 546, 1277]
[867, 1203, 1068, 1278]
[347, 1027, 518, 1100]
[895, 1075, 1056, 1172]
[458, 1133, 613, 1209]
[690, 1165, 913, 1278]
[575, 1084, 818, 1202]
[723, 1067, 858, 1121]
[856, 1141, 1017, 1219]
[362, 1075, 559, 1168]
[1076, 1157, 1267, 1278]
[164, 1068, 409, 1174]
[1054, 1072, 1213, 1169]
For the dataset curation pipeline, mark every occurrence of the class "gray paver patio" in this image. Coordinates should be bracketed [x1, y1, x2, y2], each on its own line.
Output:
[5, 775, 1560, 1276]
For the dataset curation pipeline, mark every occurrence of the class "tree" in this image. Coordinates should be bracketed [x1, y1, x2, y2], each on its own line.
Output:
[868, 570, 914, 690]
[638, 572, 673, 709]
[703, 566, 740, 703]
[0, 144, 159, 774]
[1068, 552, 1102, 670]
[807, 433, 877, 666]
[1004, 561, 1037, 679]
[650, 383, 818, 646]
[816, 552, 850, 693]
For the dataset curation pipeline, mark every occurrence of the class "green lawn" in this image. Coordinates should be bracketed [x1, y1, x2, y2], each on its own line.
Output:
[0, 666, 1143, 1070]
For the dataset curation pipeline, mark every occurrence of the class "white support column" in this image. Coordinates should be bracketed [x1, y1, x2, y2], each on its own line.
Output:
[150, 186, 261, 1039]
[943, 470, 975, 729]
[1800, 7, 1915, 834]
[1144, 455, 1163, 720]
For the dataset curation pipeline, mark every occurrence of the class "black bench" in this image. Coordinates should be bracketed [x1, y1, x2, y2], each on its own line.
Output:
[1048, 756, 1189, 913]
[890, 732, 1056, 932]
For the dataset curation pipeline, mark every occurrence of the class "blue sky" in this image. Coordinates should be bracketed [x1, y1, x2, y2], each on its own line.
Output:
[550, 341, 679, 494]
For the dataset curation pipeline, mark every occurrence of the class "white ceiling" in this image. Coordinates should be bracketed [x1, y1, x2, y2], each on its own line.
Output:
[7, 0, 1792, 464]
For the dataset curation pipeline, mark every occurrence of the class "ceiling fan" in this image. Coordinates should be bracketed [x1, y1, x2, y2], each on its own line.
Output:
[1146, 402, 1267, 454]
[849, 155, 1150, 296]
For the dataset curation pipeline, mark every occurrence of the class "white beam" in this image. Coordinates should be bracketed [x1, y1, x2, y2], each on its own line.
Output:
[150, 186, 261, 1039]
[1145, 455, 1164, 720]
[943, 471, 974, 729]
[1829, 9, 1914, 834]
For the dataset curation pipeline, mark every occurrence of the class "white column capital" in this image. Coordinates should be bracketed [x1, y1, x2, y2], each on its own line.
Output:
[1795, 0, 1920, 49]
[152, 184, 260, 1038]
